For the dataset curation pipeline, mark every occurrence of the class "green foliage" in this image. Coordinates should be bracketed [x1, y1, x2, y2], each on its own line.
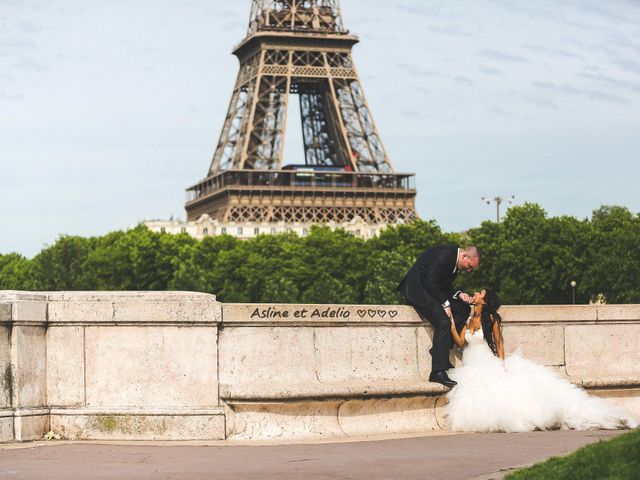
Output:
[506, 428, 640, 480]
[1, 203, 639, 305]
[0, 253, 34, 290]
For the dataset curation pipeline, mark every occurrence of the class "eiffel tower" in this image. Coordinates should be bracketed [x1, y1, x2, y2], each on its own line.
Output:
[185, 0, 417, 226]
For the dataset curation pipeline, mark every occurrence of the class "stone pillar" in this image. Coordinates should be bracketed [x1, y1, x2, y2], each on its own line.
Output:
[0, 292, 49, 442]
[46, 292, 225, 441]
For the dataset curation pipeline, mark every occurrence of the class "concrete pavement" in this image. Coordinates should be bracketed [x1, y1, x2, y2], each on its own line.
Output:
[0, 430, 627, 480]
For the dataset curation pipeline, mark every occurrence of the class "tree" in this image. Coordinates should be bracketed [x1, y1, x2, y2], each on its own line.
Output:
[30, 235, 92, 290]
[584, 206, 640, 303]
[0, 253, 34, 290]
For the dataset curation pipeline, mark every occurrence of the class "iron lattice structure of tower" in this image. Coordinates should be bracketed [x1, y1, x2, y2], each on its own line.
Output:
[186, 0, 417, 225]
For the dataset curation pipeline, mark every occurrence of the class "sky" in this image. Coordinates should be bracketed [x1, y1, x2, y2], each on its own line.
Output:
[1, 0, 639, 257]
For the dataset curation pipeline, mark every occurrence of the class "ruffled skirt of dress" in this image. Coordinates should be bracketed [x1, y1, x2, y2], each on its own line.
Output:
[445, 338, 638, 432]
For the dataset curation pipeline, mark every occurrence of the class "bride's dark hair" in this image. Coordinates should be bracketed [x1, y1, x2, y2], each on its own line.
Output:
[481, 290, 502, 356]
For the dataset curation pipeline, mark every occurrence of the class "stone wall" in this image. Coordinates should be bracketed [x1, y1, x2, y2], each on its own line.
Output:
[0, 291, 638, 442]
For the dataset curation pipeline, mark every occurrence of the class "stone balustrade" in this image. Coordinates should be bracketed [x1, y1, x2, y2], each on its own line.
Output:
[0, 291, 638, 442]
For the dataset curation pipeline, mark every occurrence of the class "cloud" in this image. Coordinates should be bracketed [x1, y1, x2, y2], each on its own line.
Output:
[499, 2, 557, 20]
[478, 66, 502, 76]
[532, 80, 629, 104]
[11, 57, 48, 71]
[398, 63, 475, 87]
[529, 97, 561, 109]
[347, 15, 384, 25]
[612, 57, 640, 75]
[0, 90, 24, 101]
[523, 43, 584, 60]
[477, 48, 531, 63]
[579, 1, 638, 26]
[397, 63, 440, 77]
[401, 108, 424, 119]
[0, 38, 36, 48]
[580, 72, 640, 93]
[453, 76, 474, 86]
[17, 21, 43, 34]
[396, 3, 462, 20]
[426, 24, 477, 38]
[487, 107, 511, 116]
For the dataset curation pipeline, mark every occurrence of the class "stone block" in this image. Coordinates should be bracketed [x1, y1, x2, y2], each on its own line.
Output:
[415, 324, 439, 377]
[0, 327, 11, 408]
[502, 305, 597, 323]
[11, 301, 47, 323]
[112, 296, 220, 324]
[313, 326, 420, 382]
[502, 324, 565, 365]
[0, 303, 11, 322]
[0, 292, 46, 302]
[48, 292, 220, 325]
[222, 304, 419, 324]
[47, 326, 85, 407]
[596, 305, 640, 322]
[13, 411, 49, 441]
[12, 326, 47, 408]
[227, 396, 446, 441]
[219, 327, 317, 386]
[0, 417, 12, 442]
[84, 326, 218, 408]
[565, 324, 640, 379]
[48, 300, 113, 324]
[228, 401, 344, 440]
[50, 410, 225, 441]
[338, 397, 445, 437]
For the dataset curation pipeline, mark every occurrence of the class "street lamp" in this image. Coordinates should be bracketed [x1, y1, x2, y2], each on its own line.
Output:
[570, 280, 577, 305]
[481, 195, 515, 224]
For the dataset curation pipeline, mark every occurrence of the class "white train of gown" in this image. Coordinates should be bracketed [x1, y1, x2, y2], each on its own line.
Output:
[446, 328, 638, 432]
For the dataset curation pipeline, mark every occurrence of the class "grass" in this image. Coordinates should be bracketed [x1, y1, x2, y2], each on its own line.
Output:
[505, 428, 640, 480]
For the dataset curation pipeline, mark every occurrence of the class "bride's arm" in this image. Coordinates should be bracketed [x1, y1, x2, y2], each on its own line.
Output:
[450, 317, 467, 348]
[492, 319, 505, 359]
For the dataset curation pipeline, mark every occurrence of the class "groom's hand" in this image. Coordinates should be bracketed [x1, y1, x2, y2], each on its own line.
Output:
[458, 292, 472, 304]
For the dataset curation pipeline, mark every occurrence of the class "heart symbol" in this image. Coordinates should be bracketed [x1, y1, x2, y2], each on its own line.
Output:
[368, 309, 377, 318]
[357, 310, 366, 318]
[378, 310, 387, 318]
[389, 310, 398, 318]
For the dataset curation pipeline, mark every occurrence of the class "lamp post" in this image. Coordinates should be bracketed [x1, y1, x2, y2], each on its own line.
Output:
[481, 195, 515, 224]
[570, 280, 577, 305]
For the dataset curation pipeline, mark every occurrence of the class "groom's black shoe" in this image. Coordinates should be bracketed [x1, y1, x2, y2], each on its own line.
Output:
[429, 371, 457, 388]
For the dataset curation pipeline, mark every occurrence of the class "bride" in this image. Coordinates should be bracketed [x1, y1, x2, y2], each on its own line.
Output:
[445, 290, 638, 432]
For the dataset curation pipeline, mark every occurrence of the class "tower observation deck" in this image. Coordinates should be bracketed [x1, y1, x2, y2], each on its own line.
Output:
[185, 0, 417, 225]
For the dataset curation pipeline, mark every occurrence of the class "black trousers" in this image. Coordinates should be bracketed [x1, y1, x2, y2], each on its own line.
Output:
[413, 299, 470, 373]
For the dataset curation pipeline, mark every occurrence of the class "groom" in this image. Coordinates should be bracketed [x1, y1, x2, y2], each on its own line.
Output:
[397, 245, 480, 388]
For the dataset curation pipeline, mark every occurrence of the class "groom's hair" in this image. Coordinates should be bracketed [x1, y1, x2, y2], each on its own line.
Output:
[463, 246, 480, 259]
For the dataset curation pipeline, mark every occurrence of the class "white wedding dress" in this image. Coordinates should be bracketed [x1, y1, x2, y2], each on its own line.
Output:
[446, 328, 638, 432]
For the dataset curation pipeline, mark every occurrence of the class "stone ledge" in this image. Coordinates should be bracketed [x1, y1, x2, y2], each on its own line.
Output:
[220, 381, 449, 402]
[50, 410, 226, 441]
[226, 396, 446, 440]
[596, 305, 640, 321]
[501, 305, 598, 323]
[47, 291, 221, 325]
[222, 304, 420, 325]
[221, 376, 640, 403]
[49, 407, 225, 416]
[572, 377, 640, 389]
[0, 292, 47, 302]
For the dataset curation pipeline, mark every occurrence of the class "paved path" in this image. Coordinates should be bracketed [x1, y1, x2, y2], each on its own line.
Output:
[0, 430, 625, 480]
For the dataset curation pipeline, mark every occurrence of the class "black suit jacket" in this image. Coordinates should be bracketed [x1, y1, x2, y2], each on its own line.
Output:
[397, 245, 461, 308]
